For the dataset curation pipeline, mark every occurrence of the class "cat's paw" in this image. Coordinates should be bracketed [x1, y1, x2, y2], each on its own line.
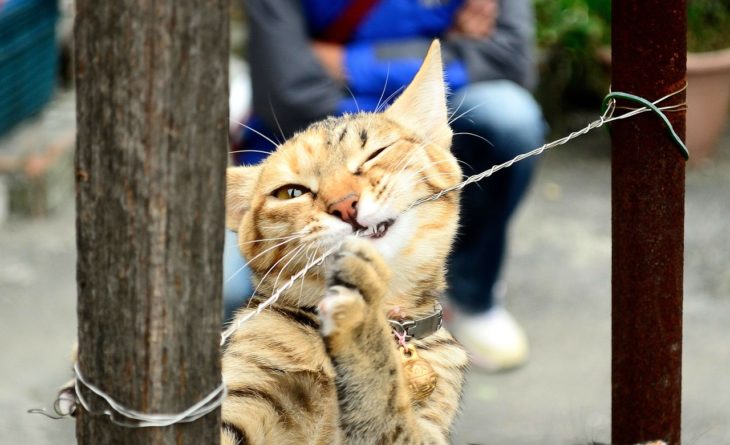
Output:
[318, 287, 366, 337]
[325, 237, 390, 305]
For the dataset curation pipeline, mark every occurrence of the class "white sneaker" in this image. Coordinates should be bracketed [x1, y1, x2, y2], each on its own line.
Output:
[446, 306, 529, 372]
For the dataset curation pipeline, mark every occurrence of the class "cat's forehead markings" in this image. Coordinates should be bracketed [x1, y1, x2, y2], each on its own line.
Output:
[359, 129, 368, 148]
[327, 118, 355, 148]
[300, 141, 314, 156]
[337, 126, 349, 144]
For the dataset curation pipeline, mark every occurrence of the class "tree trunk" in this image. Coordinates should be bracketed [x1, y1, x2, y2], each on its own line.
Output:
[74, 1, 228, 443]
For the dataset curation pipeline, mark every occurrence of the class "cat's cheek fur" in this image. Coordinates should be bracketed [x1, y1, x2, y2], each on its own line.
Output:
[368, 211, 416, 262]
[313, 217, 353, 245]
[355, 190, 398, 229]
[355, 192, 414, 262]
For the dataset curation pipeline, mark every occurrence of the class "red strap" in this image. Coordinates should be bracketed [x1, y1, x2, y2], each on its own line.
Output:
[318, 0, 381, 44]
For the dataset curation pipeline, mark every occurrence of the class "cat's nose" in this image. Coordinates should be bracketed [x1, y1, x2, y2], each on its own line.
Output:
[328, 193, 360, 228]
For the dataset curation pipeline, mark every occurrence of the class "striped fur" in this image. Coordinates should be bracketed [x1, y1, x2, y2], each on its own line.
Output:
[223, 41, 468, 444]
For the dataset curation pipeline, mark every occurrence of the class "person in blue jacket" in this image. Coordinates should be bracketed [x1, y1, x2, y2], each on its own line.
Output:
[229, 0, 544, 371]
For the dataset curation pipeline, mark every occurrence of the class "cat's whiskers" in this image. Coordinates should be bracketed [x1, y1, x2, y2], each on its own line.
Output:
[221, 241, 342, 345]
[240, 233, 302, 245]
[391, 146, 422, 176]
[268, 96, 288, 144]
[256, 222, 296, 232]
[452, 131, 494, 147]
[294, 244, 316, 307]
[296, 242, 321, 308]
[375, 65, 391, 113]
[375, 85, 406, 113]
[447, 92, 469, 123]
[453, 157, 478, 172]
[247, 242, 310, 308]
[269, 243, 311, 302]
[226, 232, 306, 283]
[229, 148, 277, 156]
[229, 118, 281, 150]
[344, 85, 361, 113]
[448, 102, 486, 126]
[300, 226, 352, 247]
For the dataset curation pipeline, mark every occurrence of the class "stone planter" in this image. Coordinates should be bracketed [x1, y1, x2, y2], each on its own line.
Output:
[686, 48, 730, 167]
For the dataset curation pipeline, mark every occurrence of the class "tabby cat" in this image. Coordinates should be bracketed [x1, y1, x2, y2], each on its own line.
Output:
[222, 41, 469, 444]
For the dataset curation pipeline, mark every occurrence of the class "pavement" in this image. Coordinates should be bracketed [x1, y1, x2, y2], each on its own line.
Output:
[1, 98, 729, 444]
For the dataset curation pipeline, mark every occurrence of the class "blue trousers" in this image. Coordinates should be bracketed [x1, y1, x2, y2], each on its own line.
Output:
[224, 80, 544, 319]
[224, 230, 253, 322]
[446, 80, 544, 312]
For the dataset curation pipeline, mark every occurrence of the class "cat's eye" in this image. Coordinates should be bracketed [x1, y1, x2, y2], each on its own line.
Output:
[356, 142, 397, 174]
[272, 184, 311, 200]
[365, 145, 390, 163]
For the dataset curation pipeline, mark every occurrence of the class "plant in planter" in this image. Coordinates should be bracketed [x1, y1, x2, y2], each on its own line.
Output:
[534, 0, 611, 133]
[688, 0, 730, 53]
[685, 0, 730, 165]
[536, 0, 730, 164]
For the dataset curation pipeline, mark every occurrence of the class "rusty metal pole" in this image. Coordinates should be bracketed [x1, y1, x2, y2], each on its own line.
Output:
[611, 1, 686, 444]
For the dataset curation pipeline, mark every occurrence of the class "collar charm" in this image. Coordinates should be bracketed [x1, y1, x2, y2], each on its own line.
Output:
[389, 303, 443, 401]
[400, 343, 438, 401]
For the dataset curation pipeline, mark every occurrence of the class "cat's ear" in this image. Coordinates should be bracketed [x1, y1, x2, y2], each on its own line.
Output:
[385, 40, 452, 148]
[226, 165, 260, 231]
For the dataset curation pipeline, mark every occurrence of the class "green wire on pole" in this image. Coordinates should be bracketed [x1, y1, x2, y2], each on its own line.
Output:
[601, 91, 690, 160]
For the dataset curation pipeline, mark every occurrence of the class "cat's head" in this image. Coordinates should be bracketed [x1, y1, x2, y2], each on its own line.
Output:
[226, 41, 461, 306]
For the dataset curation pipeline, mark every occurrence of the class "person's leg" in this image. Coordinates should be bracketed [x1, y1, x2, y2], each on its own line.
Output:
[448, 79, 544, 311]
[446, 80, 545, 369]
[223, 229, 253, 323]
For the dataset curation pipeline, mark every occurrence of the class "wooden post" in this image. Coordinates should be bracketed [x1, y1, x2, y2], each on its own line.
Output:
[74, 1, 228, 443]
[611, 1, 686, 444]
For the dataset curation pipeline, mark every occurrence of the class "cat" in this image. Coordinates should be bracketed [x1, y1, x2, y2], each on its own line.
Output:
[221, 40, 469, 444]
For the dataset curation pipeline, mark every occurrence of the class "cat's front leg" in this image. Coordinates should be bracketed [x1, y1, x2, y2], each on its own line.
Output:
[318, 238, 444, 445]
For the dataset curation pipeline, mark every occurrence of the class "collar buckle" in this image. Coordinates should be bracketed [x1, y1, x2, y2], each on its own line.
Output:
[389, 319, 417, 340]
[388, 303, 443, 341]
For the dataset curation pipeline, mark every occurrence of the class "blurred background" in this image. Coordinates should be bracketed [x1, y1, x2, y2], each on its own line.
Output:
[1, 0, 729, 443]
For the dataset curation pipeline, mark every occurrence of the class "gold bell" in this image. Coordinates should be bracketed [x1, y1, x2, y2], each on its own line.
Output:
[400, 344, 438, 401]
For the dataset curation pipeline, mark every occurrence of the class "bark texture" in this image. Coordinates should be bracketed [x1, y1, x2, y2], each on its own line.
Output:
[74, 1, 229, 443]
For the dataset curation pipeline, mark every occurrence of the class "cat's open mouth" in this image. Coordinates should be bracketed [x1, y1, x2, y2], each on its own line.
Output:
[362, 219, 395, 239]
